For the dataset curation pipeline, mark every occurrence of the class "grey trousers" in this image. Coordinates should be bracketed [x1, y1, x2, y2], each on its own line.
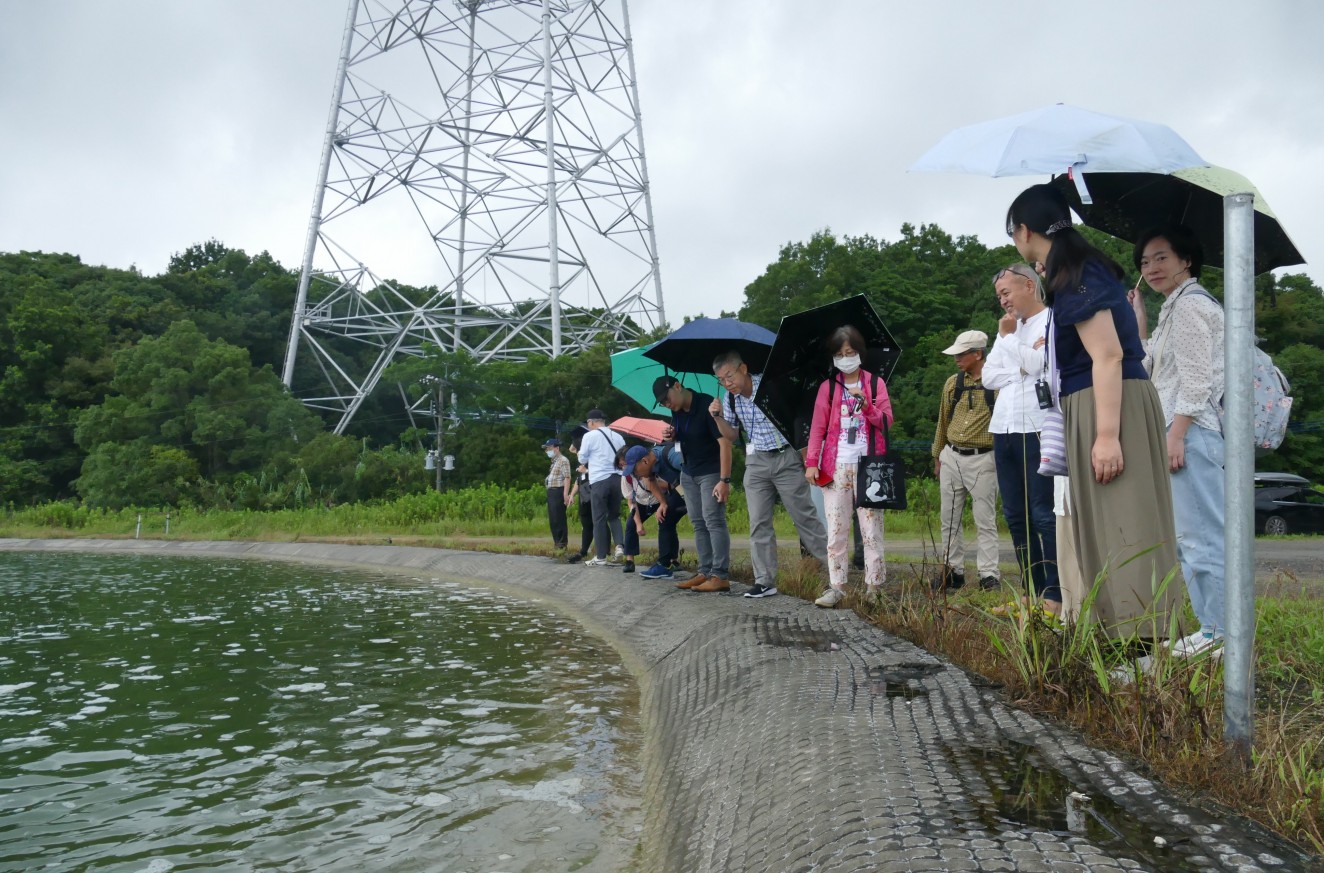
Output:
[680, 470, 730, 579]
[589, 476, 623, 560]
[745, 448, 828, 587]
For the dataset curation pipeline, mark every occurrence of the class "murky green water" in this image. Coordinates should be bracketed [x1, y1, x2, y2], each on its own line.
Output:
[0, 552, 641, 872]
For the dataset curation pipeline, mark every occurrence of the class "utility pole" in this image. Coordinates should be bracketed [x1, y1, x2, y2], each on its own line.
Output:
[422, 374, 447, 492]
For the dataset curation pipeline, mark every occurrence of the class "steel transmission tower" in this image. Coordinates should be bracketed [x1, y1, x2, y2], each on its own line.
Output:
[282, 0, 665, 433]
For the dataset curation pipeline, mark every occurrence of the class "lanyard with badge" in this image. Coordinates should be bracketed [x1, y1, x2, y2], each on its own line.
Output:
[841, 376, 863, 444]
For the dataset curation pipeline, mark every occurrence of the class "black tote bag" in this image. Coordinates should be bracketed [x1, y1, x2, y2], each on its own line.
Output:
[855, 413, 906, 511]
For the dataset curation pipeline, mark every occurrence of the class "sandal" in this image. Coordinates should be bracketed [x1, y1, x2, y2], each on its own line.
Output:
[989, 596, 1035, 617]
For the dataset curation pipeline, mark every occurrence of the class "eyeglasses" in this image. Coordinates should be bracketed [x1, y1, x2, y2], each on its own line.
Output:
[714, 369, 741, 385]
[993, 266, 1035, 284]
[1006, 222, 1017, 238]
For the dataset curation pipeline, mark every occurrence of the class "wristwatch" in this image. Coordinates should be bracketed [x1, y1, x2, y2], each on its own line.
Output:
[720, 477, 731, 484]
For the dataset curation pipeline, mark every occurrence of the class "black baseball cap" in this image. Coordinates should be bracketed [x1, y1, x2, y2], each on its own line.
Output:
[652, 375, 679, 403]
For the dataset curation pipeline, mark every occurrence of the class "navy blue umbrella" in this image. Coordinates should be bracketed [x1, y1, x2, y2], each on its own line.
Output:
[642, 317, 777, 374]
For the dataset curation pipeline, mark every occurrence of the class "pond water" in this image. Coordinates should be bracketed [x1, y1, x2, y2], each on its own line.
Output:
[0, 552, 642, 872]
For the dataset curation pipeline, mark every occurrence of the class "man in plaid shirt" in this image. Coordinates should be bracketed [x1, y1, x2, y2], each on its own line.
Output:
[710, 349, 828, 599]
[543, 437, 571, 550]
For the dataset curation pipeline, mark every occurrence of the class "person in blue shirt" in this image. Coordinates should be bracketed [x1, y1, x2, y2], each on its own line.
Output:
[619, 443, 689, 579]
[1005, 183, 1182, 641]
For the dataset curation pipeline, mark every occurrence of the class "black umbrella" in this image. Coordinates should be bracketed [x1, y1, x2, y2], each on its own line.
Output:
[1051, 166, 1304, 274]
[642, 318, 777, 374]
[753, 295, 901, 447]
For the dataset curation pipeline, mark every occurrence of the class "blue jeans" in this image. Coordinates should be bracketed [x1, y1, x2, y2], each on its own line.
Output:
[993, 432, 1059, 601]
[623, 491, 687, 564]
[680, 470, 729, 579]
[1169, 423, 1225, 634]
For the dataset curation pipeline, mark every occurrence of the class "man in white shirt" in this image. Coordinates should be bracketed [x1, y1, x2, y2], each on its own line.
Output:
[983, 264, 1060, 610]
[577, 408, 626, 566]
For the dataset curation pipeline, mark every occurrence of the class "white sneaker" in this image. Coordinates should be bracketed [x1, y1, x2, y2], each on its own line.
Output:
[1107, 655, 1155, 686]
[1171, 631, 1224, 658]
[584, 556, 610, 567]
[814, 588, 845, 608]
[613, 545, 625, 558]
[1168, 629, 1205, 652]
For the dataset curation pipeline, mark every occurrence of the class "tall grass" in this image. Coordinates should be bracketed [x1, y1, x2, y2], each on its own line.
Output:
[851, 557, 1323, 856]
[0, 478, 964, 541]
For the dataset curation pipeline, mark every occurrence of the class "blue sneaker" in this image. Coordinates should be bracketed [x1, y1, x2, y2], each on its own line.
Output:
[639, 562, 674, 580]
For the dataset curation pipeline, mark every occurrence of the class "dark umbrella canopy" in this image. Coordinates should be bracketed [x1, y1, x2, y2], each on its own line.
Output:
[642, 318, 777, 375]
[754, 295, 901, 447]
[1051, 166, 1304, 274]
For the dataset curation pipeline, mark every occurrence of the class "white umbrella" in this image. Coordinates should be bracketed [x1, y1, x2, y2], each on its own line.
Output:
[909, 103, 1208, 203]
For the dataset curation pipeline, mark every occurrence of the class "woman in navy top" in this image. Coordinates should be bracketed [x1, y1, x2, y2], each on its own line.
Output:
[1004, 183, 1182, 641]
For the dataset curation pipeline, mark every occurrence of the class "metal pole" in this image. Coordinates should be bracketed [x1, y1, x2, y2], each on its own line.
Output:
[135, 513, 142, 539]
[1223, 192, 1256, 763]
[282, 0, 360, 387]
[619, 0, 665, 327]
[433, 378, 445, 493]
[454, 1, 480, 354]
[542, 0, 563, 357]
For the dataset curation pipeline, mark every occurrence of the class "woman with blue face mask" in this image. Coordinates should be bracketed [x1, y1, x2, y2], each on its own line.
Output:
[804, 325, 894, 607]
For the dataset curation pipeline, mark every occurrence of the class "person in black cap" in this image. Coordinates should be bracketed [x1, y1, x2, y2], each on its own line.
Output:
[577, 408, 626, 565]
[542, 437, 570, 550]
[655, 375, 732, 592]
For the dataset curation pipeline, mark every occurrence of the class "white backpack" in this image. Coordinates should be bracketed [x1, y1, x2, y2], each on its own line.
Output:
[1251, 347, 1293, 450]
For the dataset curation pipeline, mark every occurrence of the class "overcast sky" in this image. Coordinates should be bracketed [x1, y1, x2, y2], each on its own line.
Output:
[2, 0, 1321, 326]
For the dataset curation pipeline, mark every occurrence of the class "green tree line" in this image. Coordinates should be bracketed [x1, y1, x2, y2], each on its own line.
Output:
[3, 227, 1322, 510]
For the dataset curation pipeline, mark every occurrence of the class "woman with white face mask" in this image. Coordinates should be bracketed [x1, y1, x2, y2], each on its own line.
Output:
[804, 325, 894, 607]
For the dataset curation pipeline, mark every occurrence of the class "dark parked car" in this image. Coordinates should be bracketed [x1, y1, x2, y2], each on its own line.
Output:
[1254, 473, 1324, 535]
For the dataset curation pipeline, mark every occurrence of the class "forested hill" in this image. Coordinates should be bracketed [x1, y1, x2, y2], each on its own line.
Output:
[3, 227, 1321, 510]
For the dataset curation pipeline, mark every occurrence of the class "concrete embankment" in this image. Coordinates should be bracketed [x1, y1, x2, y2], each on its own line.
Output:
[2, 538, 1314, 873]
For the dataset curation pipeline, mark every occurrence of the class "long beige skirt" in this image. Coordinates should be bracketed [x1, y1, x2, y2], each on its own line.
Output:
[1061, 379, 1184, 639]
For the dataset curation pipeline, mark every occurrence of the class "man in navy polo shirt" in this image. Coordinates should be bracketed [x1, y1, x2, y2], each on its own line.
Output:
[655, 376, 732, 592]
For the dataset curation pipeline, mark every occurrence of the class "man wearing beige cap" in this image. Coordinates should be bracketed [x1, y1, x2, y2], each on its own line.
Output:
[931, 329, 1000, 591]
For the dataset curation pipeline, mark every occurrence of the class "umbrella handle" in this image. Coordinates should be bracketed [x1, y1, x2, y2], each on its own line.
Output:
[1070, 161, 1093, 205]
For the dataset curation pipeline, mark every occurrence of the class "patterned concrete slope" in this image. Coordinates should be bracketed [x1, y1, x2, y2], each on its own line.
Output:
[1, 539, 1315, 873]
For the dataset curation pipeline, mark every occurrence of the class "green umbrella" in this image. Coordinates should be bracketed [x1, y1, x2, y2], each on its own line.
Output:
[610, 346, 722, 412]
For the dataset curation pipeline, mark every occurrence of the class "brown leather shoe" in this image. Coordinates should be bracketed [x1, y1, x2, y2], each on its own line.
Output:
[692, 576, 730, 593]
[676, 573, 707, 590]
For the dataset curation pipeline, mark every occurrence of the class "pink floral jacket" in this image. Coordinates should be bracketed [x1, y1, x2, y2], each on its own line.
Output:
[805, 369, 894, 480]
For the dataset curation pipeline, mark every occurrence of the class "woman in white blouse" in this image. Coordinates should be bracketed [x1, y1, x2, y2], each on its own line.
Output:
[1129, 225, 1225, 657]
